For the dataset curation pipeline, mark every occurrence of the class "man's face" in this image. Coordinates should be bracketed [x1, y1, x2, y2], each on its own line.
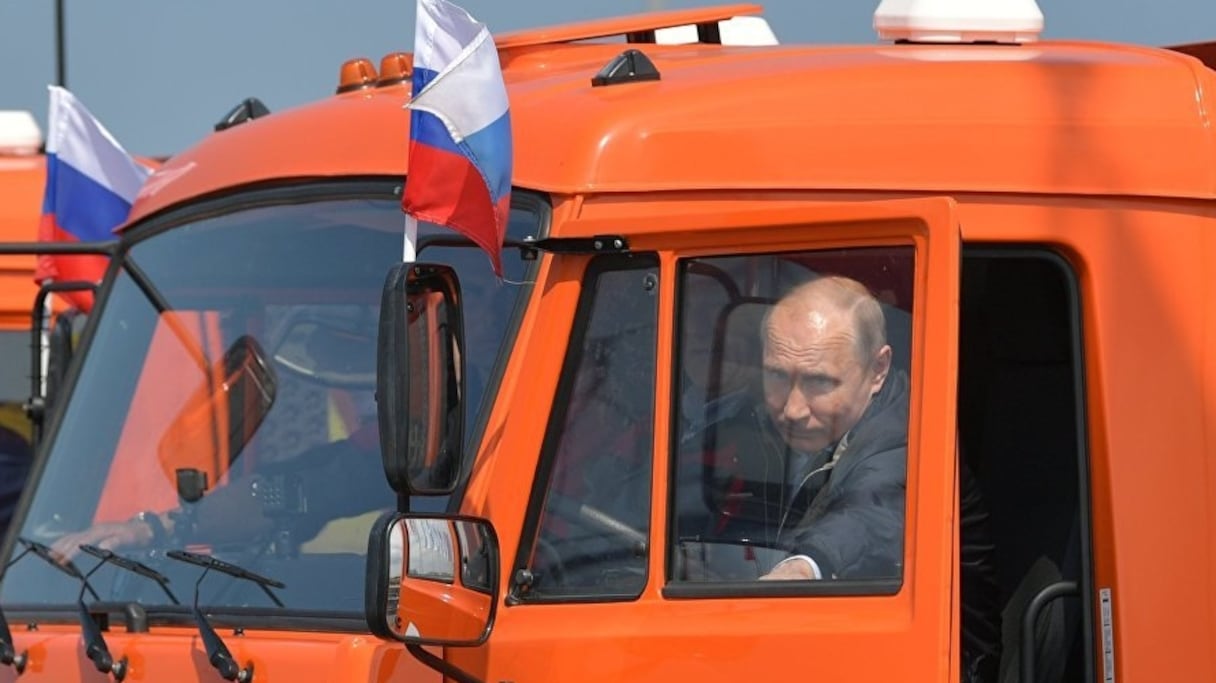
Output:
[761, 304, 889, 453]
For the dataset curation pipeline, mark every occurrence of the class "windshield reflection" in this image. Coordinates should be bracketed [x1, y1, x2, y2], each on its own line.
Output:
[2, 189, 536, 614]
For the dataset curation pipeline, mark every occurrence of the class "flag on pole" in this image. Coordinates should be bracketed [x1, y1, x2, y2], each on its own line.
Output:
[36, 85, 151, 286]
[403, 0, 512, 276]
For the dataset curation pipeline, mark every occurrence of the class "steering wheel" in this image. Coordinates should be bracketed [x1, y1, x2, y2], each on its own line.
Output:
[543, 492, 647, 553]
[267, 313, 376, 390]
[519, 492, 648, 592]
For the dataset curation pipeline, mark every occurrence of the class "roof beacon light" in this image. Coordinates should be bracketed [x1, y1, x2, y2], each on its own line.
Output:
[874, 0, 1044, 44]
[0, 110, 42, 156]
[655, 16, 779, 46]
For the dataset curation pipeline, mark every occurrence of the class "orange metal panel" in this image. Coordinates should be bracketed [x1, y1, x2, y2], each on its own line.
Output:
[6, 625, 439, 682]
[906, 195, 1216, 681]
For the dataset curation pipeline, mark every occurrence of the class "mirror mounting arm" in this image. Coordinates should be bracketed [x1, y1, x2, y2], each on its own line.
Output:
[406, 643, 484, 683]
[517, 234, 629, 260]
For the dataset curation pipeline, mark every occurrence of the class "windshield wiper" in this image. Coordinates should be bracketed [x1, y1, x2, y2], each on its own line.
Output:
[80, 545, 180, 605]
[167, 550, 284, 607]
[15, 538, 129, 679]
[0, 541, 39, 673]
[167, 549, 285, 683]
[15, 538, 99, 599]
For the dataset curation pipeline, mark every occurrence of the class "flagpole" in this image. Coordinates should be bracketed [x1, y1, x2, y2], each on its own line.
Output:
[55, 0, 67, 88]
[404, 213, 418, 263]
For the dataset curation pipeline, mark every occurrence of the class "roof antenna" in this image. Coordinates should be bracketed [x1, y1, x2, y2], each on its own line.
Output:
[55, 0, 66, 87]
[591, 49, 661, 87]
[215, 98, 271, 132]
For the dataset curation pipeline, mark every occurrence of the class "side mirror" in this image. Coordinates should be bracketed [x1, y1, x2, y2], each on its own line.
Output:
[157, 334, 278, 487]
[26, 280, 96, 445]
[364, 512, 498, 646]
[376, 263, 465, 496]
[44, 309, 86, 417]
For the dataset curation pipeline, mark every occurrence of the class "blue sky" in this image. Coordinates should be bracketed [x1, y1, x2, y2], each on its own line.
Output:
[2, 0, 1214, 156]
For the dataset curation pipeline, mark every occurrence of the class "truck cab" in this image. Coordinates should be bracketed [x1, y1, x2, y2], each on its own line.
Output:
[3, 2, 1216, 682]
[370, 3, 1216, 683]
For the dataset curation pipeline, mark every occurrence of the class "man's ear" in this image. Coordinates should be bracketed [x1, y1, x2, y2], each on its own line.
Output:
[870, 344, 892, 394]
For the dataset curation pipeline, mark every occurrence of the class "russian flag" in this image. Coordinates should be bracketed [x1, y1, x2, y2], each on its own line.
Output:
[36, 86, 151, 289]
[403, 0, 512, 276]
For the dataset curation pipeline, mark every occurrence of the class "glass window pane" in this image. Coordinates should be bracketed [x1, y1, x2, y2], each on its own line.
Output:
[672, 248, 913, 587]
[518, 258, 658, 601]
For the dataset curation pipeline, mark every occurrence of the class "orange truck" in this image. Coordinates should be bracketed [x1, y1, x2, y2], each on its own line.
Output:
[3, 2, 1216, 682]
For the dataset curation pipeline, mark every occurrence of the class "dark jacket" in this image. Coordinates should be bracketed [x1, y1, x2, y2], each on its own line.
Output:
[783, 369, 909, 579]
[677, 369, 908, 580]
[0, 425, 32, 541]
[678, 368, 1001, 676]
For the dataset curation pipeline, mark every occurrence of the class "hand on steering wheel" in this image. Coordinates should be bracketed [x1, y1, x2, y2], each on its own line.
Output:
[49, 517, 156, 565]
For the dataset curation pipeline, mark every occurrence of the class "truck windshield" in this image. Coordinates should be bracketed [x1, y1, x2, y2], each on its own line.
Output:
[0, 182, 537, 617]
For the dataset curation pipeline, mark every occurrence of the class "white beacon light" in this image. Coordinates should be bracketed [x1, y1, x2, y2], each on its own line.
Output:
[874, 0, 1044, 44]
[656, 16, 779, 46]
[0, 110, 42, 156]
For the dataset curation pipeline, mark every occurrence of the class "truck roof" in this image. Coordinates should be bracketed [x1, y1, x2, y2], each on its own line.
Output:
[127, 20, 1216, 226]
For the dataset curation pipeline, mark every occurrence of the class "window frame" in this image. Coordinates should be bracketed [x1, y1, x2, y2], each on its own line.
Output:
[507, 252, 661, 606]
[663, 246, 916, 599]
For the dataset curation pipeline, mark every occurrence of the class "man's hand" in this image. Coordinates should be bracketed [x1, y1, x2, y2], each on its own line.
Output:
[49, 519, 153, 564]
[759, 556, 817, 580]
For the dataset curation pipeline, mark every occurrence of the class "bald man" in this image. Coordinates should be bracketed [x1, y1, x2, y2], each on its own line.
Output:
[676, 275, 906, 581]
[754, 275, 905, 580]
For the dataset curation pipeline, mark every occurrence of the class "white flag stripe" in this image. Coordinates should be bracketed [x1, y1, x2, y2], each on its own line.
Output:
[413, 0, 486, 73]
[45, 86, 149, 202]
[409, 28, 509, 143]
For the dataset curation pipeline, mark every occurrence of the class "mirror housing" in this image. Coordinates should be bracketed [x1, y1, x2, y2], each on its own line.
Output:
[364, 511, 498, 646]
[376, 263, 465, 496]
[157, 334, 278, 487]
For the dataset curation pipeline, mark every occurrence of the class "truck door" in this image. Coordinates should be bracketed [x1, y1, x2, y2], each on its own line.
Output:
[471, 197, 964, 682]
